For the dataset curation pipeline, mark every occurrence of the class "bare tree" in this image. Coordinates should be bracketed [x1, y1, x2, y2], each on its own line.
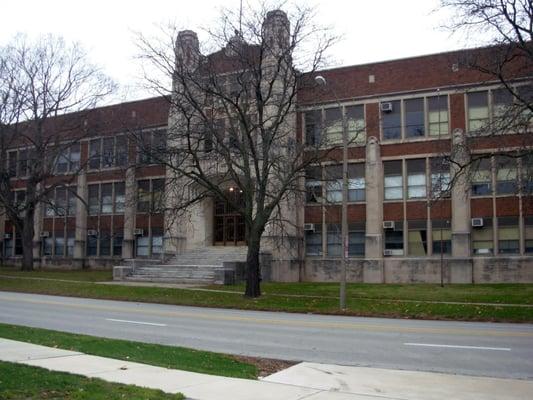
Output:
[439, 0, 533, 194]
[0, 34, 115, 271]
[135, 3, 338, 297]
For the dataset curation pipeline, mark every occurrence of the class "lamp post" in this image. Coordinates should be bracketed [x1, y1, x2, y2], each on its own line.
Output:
[315, 75, 348, 310]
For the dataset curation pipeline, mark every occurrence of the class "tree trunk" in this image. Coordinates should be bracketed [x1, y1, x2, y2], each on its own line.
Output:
[244, 233, 261, 298]
[21, 210, 35, 271]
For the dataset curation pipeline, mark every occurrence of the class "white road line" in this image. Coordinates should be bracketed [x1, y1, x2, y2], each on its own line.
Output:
[404, 343, 511, 351]
[105, 318, 167, 327]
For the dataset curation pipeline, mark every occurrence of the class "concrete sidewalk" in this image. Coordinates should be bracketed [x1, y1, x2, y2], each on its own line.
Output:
[1, 338, 532, 400]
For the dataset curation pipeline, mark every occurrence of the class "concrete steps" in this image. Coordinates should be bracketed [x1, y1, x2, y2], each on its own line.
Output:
[122, 246, 248, 284]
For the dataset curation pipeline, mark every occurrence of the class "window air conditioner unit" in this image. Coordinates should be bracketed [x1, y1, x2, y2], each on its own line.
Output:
[303, 223, 315, 231]
[134, 228, 144, 236]
[384, 249, 404, 256]
[383, 221, 395, 230]
[87, 229, 98, 236]
[40, 231, 50, 238]
[4, 233, 11, 240]
[383, 249, 394, 256]
[471, 218, 484, 228]
[380, 102, 393, 113]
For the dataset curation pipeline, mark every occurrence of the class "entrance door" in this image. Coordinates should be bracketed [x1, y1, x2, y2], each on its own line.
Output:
[214, 190, 246, 245]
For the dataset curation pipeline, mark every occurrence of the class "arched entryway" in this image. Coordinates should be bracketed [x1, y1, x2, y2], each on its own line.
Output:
[213, 189, 246, 245]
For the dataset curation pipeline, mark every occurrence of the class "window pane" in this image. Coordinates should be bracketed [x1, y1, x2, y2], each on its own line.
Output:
[472, 217, 493, 255]
[382, 100, 401, 140]
[324, 108, 342, 145]
[468, 91, 489, 133]
[89, 139, 101, 170]
[69, 144, 80, 171]
[88, 185, 100, 215]
[114, 182, 125, 213]
[405, 98, 425, 137]
[346, 105, 365, 144]
[305, 223, 322, 256]
[408, 221, 427, 256]
[102, 138, 115, 168]
[137, 180, 151, 212]
[305, 110, 321, 146]
[495, 156, 517, 195]
[101, 183, 113, 214]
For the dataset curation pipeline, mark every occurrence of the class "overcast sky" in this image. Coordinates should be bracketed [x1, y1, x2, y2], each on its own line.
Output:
[1, 0, 475, 102]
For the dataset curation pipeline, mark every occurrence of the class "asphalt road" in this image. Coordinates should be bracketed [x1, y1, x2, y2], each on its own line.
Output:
[0, 291, 532, 380]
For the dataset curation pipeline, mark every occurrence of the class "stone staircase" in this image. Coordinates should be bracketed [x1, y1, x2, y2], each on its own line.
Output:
[117, 246, 248, 285]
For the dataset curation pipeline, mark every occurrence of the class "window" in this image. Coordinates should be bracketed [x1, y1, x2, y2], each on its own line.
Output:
[471, 158, 492, 196]
[151, 179, 165, 213]
[432, 220, 451, 255]
[472, 217, 493, 255]
[327, 224, 342, 257]
[66, 231, 75, 257]
[305, 110, 321, 146]
[430, 158, 451, 198]
[346, 105, 365, 144]
[55, 188, 67, 216]
[498, 217, 519, 254]
[151, 228, 164, 256]
[89, 139, 101, 170]
[381, 100, 401, 140]
[114, 182, 125, 213]
[348, 164, 365, 201]
[384, 161, 403, 200]
[55, 149, 70, 174]
[325, 165, 342, 203]
[408, 220, 427, 256]
[18, 149, 28, 177]
[136, 235, 150, 257]
[517, 85, 533, 122]
[407, 159, 426, 199]
[4, 236, 13, 257]
[468, 91, 489, 132]
[100, 184, 113, 214]
[115, 136, 128, 167]
[54, 231, 65, 256]
[88, 185, 100, 215]
[8, 151, 17, 177]
[384, 221, 403, 255]
[42, 237, 53, 256]
[348, 223, 365, 256]
[525, 216, 533, 254]
[305, 223, 322, 256]
[405, 98, 425, 137]
[99, 231, 111, 256]
[139, 129, 166, 164]
[69, 144, 81, 171]
[493, 88, 513, 119]
[113, 233, 123, 256]
[324, 108, 343, 144]
[102, 138, 115, 168]
[44, 191, 55, 217]
[522, 155, 533, 195]
[305, 167, 322, 203]
[428, 96, 449, 136]
[14, 234, 22, 256]
[87, 233, 98, 256]
[67, 187, 77, 216]
[495, 156, 517, 195]
[137, 180, 151, 212]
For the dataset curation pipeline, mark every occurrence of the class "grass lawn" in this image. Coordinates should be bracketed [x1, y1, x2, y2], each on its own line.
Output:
[0, 361, 184, 399]
[1, 266, 532, 322]
[0, 267, 112, 282]
[0, 323, 257, 379]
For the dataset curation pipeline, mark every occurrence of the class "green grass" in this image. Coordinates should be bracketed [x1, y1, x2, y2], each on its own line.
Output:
[0, 266, 112, 282]
[0, 323, 257, 379]
[0, 361, 184, 399]
[0, 270, 532, 321]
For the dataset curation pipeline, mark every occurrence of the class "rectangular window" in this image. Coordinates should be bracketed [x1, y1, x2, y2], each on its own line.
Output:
[348, 164, 365, 201]
[408, 220, 427, 256]
[113, 233, 123, 256]
[14, 234, 22, 256]
[521, 155, 533, 195]
[432, 219, 452, 255]
[346, 105, 365, 144]
[384, 221, 403, 255]
[495, 156, 517, 195]
[114, 182, 125, 213]
[428, 95, 449, 136]
[152, 130, 167, 163]
[305, 167, 322, 203]
[42, 237, 53, 256]
[348, 223, 365, 256]
[405, 98, 425, 137]
[151, 179, 165, 213]
[525, 216, 533, 254]
[305, 223, 323, 256]
[54, 230, 65, 257]
[102, 137, 115, 168]
[88, 185, 100, 215]
[100, 183, 113, 214]
[472, 217, 493, 255]
[407, 159, 426, 199]
[69, 144, 81, 171]
[325, 165, 342, 203]
[382, 100, 401, 140]
[471, 158, 492, 196]
[4, 237, 13, 257]
[44, 191, 55, 217]
[86, 233, 98, 256]
[327, 224, 342, 257]
[468, 91, 489, 133]
[89, 139, 101, 170]
[67, 187, 77, 216]
[115, 136, 128, 167]
[305, 110, 321, 146]
[498, 217, 519, 254]
[492, 88, 513, 119]
[136, 235, 150, 257]
[18, 149, 28, 177]
[151, 228, 164, 256]
[66, 231, 75, 257]
[99, 231, 111, 256]
[384, 160, 403, 200]
[55, 188, 67, 216]
[137, 180, 151, 212]
[56, 149, 70, 174]
[8, 151, 17, 177]
[430, 158, 451, 198]
[517, 85, 533, 122]
[324, 107, 343, 145]
[139, 131, 152, 164]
